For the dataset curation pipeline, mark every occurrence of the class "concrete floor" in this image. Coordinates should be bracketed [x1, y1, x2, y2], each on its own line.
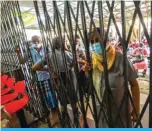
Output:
[140, 93, 149, 128]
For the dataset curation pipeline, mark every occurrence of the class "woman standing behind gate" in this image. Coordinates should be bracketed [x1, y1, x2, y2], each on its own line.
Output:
[82, 28, 140, 127]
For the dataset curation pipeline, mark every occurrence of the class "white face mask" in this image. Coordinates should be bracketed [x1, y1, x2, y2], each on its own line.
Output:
[35, 44, 42, 48]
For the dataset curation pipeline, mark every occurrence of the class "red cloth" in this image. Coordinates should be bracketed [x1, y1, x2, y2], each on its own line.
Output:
[1, 88, 13, 96]
[133, 61, 147, 70]
[1, 92, 18, 105]
[5, 78, 15, 89]
[132, 48, 148, 56]
[142, 39, 148, 46]
[134, 43, 139, 48]
[15, 80, 25, 93]
[1, 75, 8, 88]
[1, 75, 29, 116]
[4, 93, 29, 115]
[1, 80, 25, 96]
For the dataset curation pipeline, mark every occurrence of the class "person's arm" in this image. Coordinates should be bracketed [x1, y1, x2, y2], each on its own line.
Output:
[129, 79, 140, 121]
[77, 49, 86, 65]
[15, 44, 30, 64]
[78, 60, 86, 65]
[32, 58, 48, 71]
[15, 47, 25, 64]
[81, 53, 86, 62]
[127, 59, 140, 121]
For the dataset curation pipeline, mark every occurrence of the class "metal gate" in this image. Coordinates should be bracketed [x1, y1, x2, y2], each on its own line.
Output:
[1, 1, 152, 128]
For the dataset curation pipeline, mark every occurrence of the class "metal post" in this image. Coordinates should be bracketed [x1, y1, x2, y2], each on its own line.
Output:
[85, 1, 124, 127]
[139, 3, 141, 43]
[16, 109, 28, 128]
[126, 8, 138, 48]
[80, 1, 98, 127]
[65, 1, 88, 127]
[11, 1, 43, 117]
[1, 1, 152, 128]
[121, 1, 129, 127]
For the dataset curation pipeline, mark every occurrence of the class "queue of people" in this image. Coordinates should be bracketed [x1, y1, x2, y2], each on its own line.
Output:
[15, 28, 143, 127]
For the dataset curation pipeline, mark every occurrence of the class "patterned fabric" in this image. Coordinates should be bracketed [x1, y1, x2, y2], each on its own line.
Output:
[132, 48, 148, 56]
[37, 79, 56, 108]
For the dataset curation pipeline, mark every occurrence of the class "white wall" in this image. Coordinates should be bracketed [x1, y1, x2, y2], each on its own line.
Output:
[25, 29, 41, 40]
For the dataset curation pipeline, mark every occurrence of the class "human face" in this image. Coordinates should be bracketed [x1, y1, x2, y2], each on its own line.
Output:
[76, 39, 80, 45]
[91, 42, 102, 54]
[33, 38, 41, 44]
[33, 39, 42, 48]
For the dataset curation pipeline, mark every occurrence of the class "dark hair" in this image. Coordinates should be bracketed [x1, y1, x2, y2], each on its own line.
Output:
[89, 27, 107, 44]
[52, 36, 62, 50]
[75, 35, 80, 39]
[96, 27, 107, 37]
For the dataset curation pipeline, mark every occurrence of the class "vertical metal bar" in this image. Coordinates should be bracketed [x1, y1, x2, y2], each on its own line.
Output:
[33, 2, 55, 127]
[16, 109, 28, 128]
[10, 1, 41, 116]
[139, 3, 141, 43]
[74, 3, 81, 41]
[139, 19, 141, 42]
[149, 1, 152, 128]
[88, 1, 95, 35]
[65, 1, 89, 127]
[56, 5, 70, 41]
[126, 9, 138, 47]
[98, 1, 114, 127]
[80, 1, 98, 127]
[65, 2, 80, 127]
[104, 1, 114, 42]
[134, 1, 150, 47]
[97, 2, 115, 126]
[85, 1, 98, 118]
[1, 19, 18, 71]
[2, 3, 20, 69]
[135, 94, 150, 127]
[42, 0, 78, 127]
[2, 1, 42, 125]
[13, 1, 45, 118]
[1, 21, 13, 70]
[121, 1, 129, 127]
[106, 1, 122, 40]
[69, 3, 84, 42]
[2, 4, 29, 126]
[85, 1, 125, 127]
[98, 1, 104, 38]
[52, 1, 71, 79]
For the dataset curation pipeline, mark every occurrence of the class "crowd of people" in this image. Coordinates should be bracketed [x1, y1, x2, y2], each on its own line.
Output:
[115, 38, 149, 57]
[15, 28, 150, 127]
